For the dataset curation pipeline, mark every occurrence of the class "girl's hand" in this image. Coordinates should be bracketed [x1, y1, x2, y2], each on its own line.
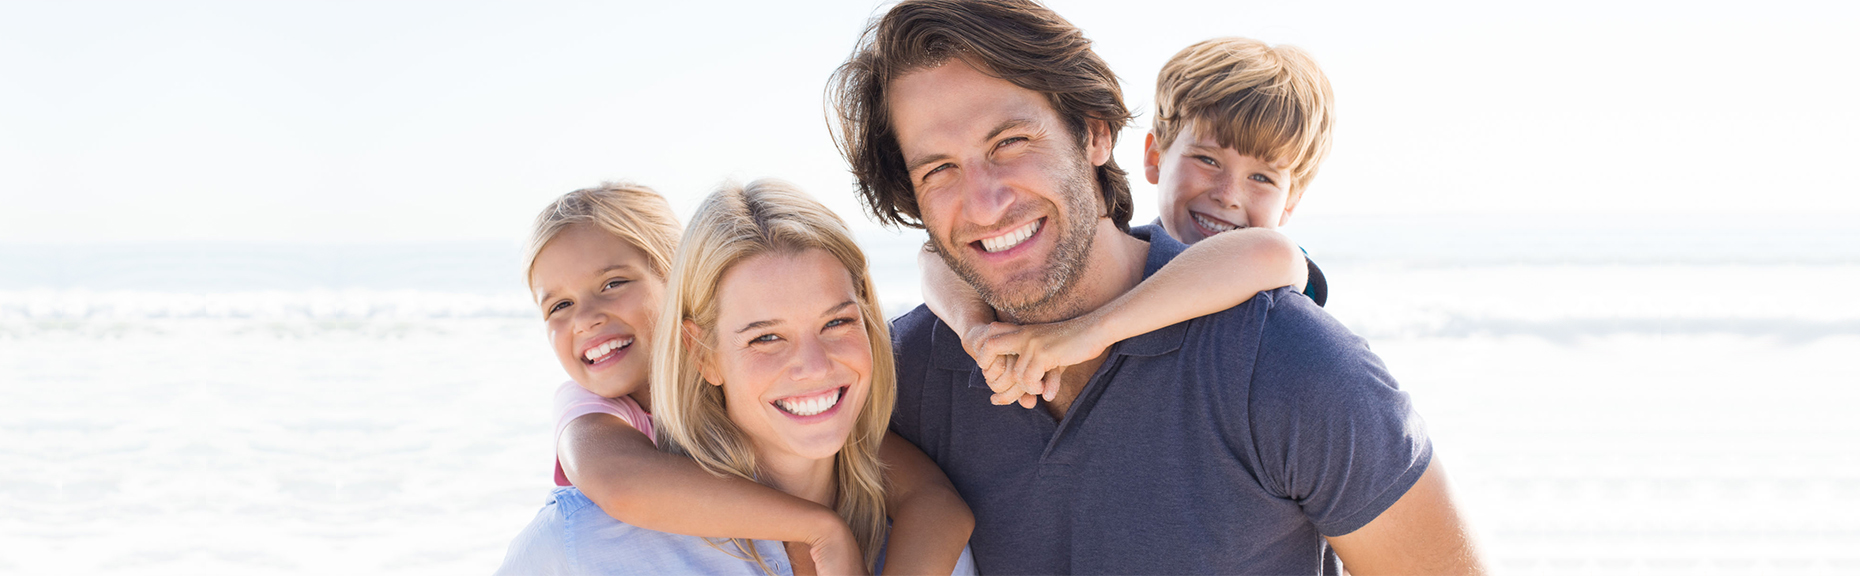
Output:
[965, 316, 1108, 408]
[806, 520, 868, 576]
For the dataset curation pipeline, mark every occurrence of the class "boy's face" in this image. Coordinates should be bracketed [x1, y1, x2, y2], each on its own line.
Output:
[530, 223, 665, 401]
[1144, 126, 1301, 245]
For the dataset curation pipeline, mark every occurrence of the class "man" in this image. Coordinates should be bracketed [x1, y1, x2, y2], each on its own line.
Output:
[829, 0, 1485, 574]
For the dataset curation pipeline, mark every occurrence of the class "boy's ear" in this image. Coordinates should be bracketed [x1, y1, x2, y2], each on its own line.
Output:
[1084, 119, 1114, 168]
[1279, 187, 1305, 227]
[1142, 132, 1162, 185]
[683, 319, 722, 387]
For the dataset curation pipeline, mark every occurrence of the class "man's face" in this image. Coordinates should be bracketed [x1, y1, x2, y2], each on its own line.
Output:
[1144, 126, 1300, 245]
[887, 58, 1112, 321]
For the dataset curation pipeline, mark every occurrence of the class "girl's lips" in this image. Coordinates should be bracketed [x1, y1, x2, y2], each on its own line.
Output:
[580, 335, 634, 370]
[770, 386, 849, 423]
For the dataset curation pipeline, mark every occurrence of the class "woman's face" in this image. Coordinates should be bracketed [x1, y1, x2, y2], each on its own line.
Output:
[530, 223, 665, 399]
[701, 249, 872, 463]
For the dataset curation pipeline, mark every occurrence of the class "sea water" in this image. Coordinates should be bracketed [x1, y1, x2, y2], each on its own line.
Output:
[2, 218, 1857, 574]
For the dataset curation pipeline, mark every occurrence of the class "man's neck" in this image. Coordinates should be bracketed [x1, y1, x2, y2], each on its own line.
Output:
[998, 218, 1149, 325]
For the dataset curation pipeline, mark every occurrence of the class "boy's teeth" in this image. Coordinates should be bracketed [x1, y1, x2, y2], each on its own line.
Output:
[775, 388, 843, 417]
[980, 220, 1041, 253]
[583, 338, 632, 362]
[1194, 213, 1240, 233]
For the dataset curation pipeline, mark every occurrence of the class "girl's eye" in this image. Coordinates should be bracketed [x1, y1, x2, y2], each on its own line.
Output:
[547, 300, 571, 315]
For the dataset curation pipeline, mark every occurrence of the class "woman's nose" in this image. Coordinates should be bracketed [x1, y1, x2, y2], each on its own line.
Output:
[787, 335, 834, 382]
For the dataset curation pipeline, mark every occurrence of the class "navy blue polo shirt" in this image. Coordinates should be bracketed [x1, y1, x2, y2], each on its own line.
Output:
[888, 224, 1431, 575]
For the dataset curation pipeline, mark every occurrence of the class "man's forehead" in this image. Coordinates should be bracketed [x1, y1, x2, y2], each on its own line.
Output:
[888, 59, 1057, 147]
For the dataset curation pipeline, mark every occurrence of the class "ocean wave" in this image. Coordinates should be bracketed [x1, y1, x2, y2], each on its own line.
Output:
[0, 289, 537, 321]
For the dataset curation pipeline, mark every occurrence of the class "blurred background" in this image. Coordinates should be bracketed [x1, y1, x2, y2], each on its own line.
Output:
[2, 0, 1857, 573]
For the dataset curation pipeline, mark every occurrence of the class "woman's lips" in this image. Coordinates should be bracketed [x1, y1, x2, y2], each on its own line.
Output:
[771, 386, 847, 419]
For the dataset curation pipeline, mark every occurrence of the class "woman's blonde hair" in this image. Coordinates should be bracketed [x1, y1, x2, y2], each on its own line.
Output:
[650, 179, 895, 573]
[1153, 37, 1335, 195]
[522, 181, 683, 289]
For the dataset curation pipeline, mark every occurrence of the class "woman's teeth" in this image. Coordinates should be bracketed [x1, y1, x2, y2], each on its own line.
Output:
[980, 220, 1040, 253]
[774, 388, 843, 417]
[1193, 212, 1241, 233]
[582, 338, 632, 363]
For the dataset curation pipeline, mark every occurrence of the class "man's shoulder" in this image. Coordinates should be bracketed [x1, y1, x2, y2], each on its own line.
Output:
[888, 304, 943, 358]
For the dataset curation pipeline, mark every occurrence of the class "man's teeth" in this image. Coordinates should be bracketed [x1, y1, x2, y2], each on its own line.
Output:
[980, 220, 1041, 253]
[1193, 213, 1241, 233]
[775, 388, 843, 417]
[583, 338, 633, 362]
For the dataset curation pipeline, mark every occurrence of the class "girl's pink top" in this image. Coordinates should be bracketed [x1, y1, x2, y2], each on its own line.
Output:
[552, 381, 656, 487]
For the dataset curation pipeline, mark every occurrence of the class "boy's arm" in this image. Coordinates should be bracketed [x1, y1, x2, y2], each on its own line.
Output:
[560, 414, 866, 576]
[878, 432, 974, 576]
[978, 228, 1308, 398]
[921, 245, 1044, 408]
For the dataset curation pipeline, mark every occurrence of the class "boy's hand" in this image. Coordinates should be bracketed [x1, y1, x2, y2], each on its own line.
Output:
[965, 318, 1108, 408]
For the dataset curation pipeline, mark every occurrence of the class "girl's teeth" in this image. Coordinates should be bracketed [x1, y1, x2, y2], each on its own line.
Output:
[583, 338, 632, 362]
[980, 220, 1041, 253]
[775, 388, 843, 417]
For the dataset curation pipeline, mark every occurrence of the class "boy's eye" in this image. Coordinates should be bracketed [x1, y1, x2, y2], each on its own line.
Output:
[1195, 155, 1219, 167]
[1250, 173, 1276, 185]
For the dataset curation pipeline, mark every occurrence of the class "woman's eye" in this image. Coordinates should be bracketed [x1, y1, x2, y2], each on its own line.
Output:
[825, 317, 857, 330]
[604, 278, 629, 290]
[751, 333, 781, 344]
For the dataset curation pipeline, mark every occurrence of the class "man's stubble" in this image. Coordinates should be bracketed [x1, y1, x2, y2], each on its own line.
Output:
[930, 152, 1101, 325]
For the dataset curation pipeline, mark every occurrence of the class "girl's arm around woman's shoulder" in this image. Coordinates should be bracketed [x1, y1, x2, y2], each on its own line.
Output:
[877, 432, 975, 576]
[560, 413, 867, 575]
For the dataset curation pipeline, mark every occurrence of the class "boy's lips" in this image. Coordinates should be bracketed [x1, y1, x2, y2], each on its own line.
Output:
[1190, 211, 1243, 236]
[770, 386, 848, 420]
[580, 335, 634, 367]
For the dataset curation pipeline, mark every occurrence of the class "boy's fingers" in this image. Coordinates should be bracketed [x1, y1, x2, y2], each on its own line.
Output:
[1041, 367, 1064, 402]
[1017, 394, 1037, 409]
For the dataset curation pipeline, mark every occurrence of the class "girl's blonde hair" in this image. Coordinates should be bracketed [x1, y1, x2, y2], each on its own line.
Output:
[522, 181, 683, 288]
[650, 179, 895, 572]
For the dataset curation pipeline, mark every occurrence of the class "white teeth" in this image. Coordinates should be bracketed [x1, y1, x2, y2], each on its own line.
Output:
[1193, 213, 1240, 233]
[775, 388, 843, 417]
[979, 220, 1041, 253]
[583, 338, 632, 362]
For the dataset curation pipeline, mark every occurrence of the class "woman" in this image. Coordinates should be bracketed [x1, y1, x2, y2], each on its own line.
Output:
[502, 179, 975, 575]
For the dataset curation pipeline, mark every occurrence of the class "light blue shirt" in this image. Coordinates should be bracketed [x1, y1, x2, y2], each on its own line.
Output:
[497, 486, 977, 575]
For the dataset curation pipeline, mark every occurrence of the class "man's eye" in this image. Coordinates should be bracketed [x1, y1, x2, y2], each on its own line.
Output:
[922, 163, 952, 182]
[995, 136, 1028, 150]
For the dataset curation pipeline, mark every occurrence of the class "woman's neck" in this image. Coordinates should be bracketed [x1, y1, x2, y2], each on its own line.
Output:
[758, 451, 837, 508]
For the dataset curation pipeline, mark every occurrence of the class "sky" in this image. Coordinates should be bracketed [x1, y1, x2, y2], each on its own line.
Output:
[1, 0, 1856, 245]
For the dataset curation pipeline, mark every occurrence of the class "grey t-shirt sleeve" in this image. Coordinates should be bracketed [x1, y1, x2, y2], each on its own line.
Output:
[1241, 288, 1433, 537]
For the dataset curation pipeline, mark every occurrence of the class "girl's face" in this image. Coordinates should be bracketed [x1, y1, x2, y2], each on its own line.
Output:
[530, 224, 665, 400]
[699, 249, 872, 464]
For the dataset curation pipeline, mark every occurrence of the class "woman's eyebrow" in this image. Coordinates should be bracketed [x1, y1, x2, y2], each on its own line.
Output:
[736, 318, 783, 334]
[821, 300, 857, 317]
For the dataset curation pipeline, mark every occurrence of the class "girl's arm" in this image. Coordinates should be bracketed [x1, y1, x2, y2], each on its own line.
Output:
[560, 414, 867, 576]
[973, 228, 1308, 401]
[878, 432, 974, 576]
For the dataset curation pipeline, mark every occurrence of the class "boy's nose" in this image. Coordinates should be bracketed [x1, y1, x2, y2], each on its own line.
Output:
[1208, 180, 1243, 210]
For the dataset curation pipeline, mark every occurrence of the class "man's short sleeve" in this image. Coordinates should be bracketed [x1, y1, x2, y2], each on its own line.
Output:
[1241, 289, 1432, 537]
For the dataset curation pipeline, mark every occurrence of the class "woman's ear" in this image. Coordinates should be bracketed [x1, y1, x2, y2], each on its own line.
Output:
[683, 319, 722, 387]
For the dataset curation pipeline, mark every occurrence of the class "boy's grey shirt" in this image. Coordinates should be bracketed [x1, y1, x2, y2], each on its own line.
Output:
[887, 224, 1432, 575]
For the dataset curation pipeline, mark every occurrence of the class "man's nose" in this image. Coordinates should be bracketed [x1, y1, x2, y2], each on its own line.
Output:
[958, 163, 1014, 227]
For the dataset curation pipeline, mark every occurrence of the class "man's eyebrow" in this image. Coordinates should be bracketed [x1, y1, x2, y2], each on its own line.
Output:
[902, 118, 1036, 175]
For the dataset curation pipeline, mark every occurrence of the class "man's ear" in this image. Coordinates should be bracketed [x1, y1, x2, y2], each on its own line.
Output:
[1142, 132, 1162, 185]
[1279, 187, 1305, 227]
[1084, 119, 1115, 168]
[683, 319, 722, 387]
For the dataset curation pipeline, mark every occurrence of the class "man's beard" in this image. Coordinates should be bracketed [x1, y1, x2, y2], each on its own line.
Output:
[930, 159, 1100, 324]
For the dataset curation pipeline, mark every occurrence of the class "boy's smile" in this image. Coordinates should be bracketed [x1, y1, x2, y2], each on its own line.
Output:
[1144, 128, 1301, 245]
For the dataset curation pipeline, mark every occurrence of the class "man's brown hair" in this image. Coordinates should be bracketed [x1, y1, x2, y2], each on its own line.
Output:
[828, 0, 1134, 231]
[1152, 37, 1335, 196]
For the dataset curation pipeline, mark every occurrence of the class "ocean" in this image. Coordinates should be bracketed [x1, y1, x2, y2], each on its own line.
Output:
[3, 217, 1856, 574]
